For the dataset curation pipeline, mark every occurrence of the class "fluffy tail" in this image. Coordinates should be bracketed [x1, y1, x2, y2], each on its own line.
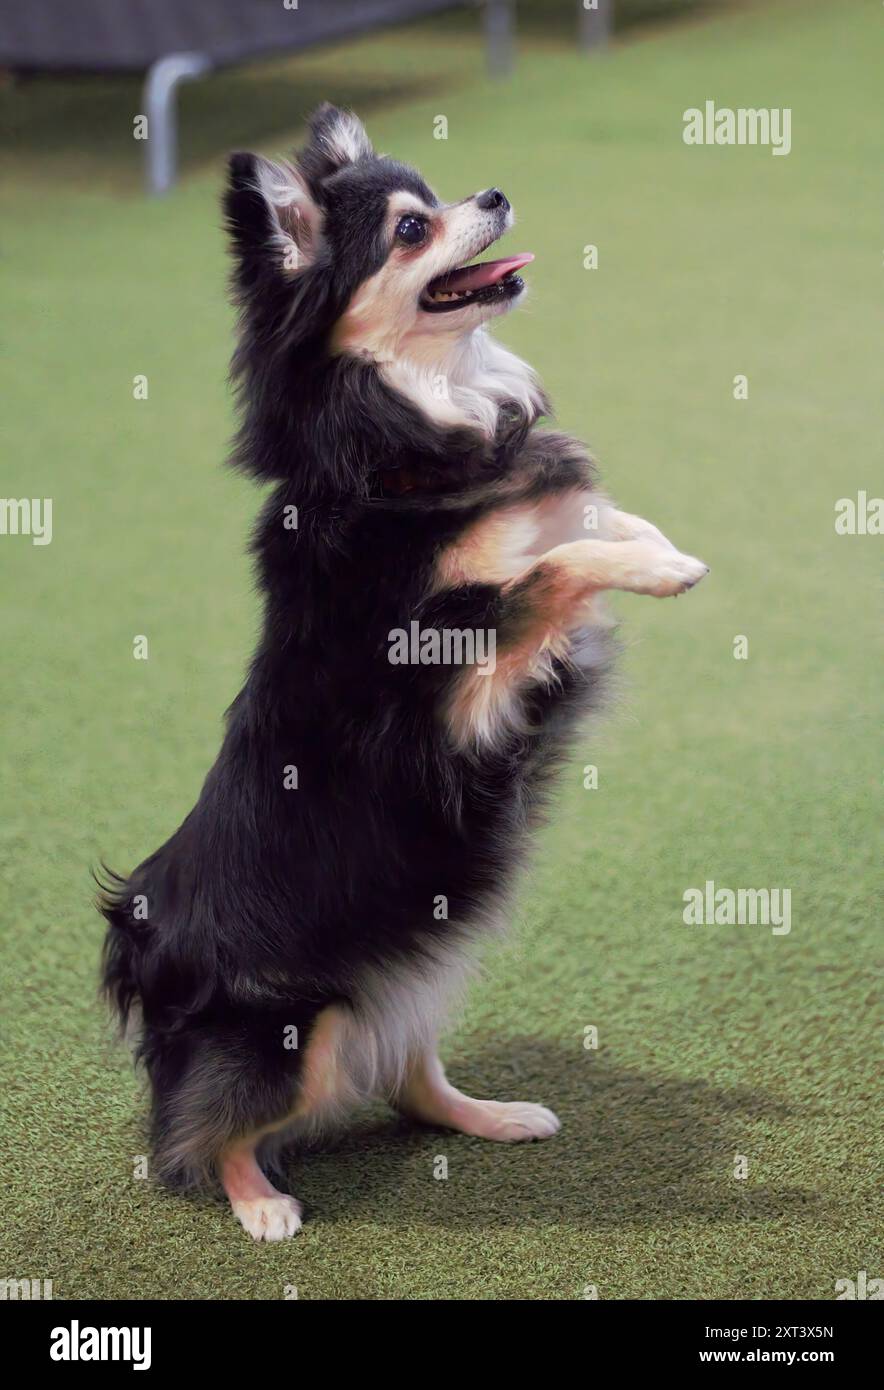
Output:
[95, 863, 143, 1033]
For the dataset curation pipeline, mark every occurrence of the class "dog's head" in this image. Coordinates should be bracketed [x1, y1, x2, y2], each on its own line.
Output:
[225, 104, 533, 369]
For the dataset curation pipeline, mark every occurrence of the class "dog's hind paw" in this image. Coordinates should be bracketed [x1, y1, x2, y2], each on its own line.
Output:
[231, 1195, 303, 1242]
[457, 1099, 562, 1143]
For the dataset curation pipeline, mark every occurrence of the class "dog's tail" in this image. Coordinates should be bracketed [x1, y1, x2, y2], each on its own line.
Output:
[95, 863, 144, 1033]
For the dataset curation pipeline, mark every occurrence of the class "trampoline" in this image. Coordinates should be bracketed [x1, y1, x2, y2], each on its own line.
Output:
[0, 0, 518, 193]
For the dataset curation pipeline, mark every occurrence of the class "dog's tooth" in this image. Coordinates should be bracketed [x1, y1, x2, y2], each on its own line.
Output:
[429, 285, 477, 304]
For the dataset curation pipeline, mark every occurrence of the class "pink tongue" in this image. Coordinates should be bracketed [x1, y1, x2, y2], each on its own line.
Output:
[433, 252, 534, 294]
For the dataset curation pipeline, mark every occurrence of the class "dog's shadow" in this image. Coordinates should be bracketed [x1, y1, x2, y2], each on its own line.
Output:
[274, 1040, 823, 1231]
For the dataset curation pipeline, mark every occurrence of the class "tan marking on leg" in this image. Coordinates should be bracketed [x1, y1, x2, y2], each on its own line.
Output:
[433, 504, 542, 589]
[508, 490, 688, 554]
[443, 623, 572, 750]
[396, 1050, 560, 1143]
[603, 507, 678, 550]
[218, 1004, 355, 1241]
[291, 1002, 355, 1117]
[530, 488, 601, 550]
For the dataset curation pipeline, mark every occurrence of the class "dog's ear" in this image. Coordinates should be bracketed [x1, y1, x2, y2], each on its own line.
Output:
[298, 104, 374, 189]
[224, 151, 322, 284]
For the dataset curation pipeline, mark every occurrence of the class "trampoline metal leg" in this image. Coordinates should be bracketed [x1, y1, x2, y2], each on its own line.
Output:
[143, 52, 211, 196]
[484, 0, 515, 77]
[579, 0, 613, 52]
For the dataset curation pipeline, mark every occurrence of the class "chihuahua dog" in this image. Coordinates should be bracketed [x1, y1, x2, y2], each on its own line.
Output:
[100, 105, 707, 1241]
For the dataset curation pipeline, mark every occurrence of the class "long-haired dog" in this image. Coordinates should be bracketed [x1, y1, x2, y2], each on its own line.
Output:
[100, 105, 708, 1240]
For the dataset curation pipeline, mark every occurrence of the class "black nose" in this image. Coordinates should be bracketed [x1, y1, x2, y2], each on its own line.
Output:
[476, 187, 510, 212]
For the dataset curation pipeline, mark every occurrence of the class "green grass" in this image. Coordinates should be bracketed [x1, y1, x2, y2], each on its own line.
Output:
[1, 0, 880, 1300]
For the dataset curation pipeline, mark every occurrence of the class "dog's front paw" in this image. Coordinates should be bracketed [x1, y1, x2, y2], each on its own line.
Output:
[630, 548, 709, 598]
[231, 1195, 303, 1242]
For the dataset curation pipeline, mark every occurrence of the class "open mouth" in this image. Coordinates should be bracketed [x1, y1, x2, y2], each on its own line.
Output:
[420, 252, 534, 313]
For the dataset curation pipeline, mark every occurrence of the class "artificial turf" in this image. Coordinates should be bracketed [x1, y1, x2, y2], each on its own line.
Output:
[1, 0, 880, 1300]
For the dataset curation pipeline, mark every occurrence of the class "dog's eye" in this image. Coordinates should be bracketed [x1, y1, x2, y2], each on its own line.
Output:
[395, 215, 428, 246]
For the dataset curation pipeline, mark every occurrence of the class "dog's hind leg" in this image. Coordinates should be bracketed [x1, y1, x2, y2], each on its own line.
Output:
[218, 1003, 353, 1242]
[219, 1141, 303, 1242]
[394, 1049, 560, 1143]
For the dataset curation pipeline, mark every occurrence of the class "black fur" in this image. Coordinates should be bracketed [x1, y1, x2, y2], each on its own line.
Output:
[99, 108, 613, 1188]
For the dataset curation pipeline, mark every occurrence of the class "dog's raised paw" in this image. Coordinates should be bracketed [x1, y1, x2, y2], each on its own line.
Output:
[636, 550, 709, 598]
[232, 1195, 303, 1242]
